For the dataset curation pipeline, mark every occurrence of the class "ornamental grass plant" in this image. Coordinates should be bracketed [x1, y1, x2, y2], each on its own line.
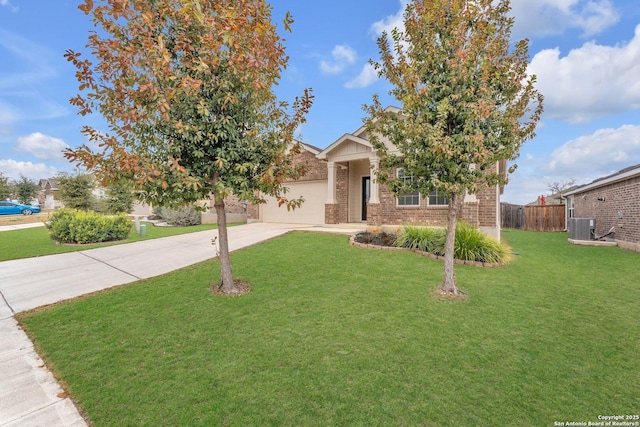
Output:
[394, 221, 511, 264]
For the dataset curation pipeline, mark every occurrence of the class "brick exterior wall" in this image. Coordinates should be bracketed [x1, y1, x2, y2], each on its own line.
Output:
[253, 148, 501, 235]
[367, 182, 449, 226]
[364, 163, 499, 229]
[475, 185, 498, 227]
[247, 202, 259, 221]
[287, 149, 327, 182]
[325, 166, 349, 224]
[572, 175, 640, 250]
[208, 194, 247, 214]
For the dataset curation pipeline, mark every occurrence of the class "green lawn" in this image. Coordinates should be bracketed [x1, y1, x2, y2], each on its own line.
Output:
[18, 230, 640, 426]
[0, 223, 225, 261]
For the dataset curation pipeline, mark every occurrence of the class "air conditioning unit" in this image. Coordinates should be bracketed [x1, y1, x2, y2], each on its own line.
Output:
[569, 218, 596, 240]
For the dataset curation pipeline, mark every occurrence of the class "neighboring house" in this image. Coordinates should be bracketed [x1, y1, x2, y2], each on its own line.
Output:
[37, 178, 62, 210]
[38, 178, 106, 210]
[249, 107, 504, 240]
[562, 164, 640, 252]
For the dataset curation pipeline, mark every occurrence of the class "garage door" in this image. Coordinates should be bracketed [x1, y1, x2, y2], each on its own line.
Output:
[261, 180, 327, 224]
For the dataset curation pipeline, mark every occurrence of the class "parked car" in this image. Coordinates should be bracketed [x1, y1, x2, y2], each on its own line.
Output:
[0, 201, 41, 215]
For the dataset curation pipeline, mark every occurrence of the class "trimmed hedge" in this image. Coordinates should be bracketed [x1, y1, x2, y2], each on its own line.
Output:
[46, 209, 131, 244]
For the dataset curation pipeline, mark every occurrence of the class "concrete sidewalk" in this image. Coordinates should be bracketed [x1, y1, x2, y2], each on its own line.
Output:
[0, 222, 362, 426]
[0, 222, 46, 233]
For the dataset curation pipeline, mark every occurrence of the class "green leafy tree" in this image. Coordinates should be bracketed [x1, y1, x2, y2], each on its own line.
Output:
[104, 181, 135, 214]
[365, 0, 543, 295]
[64, 0, 312, 294]
[0, 172, 11, 200]
[57, 173, 96, 211]
[14, 175, 38, 204]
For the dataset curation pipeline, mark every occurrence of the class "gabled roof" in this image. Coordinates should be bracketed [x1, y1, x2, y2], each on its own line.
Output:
[317, 133, 372, 160]
[286, 139, 322, 155]
[563, 163, 640, 196]
[349, 105, 402, 139]
[297, 141, 322, 155]
[317, 106, 402, 161]
[38, 178, 59, 190]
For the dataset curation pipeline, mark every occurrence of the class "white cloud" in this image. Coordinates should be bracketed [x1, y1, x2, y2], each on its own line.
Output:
[0, 29, 57, 90]
[503, 125, 640, 204]
[0, 101, 20, 124]
[529, 25, 640, 123]
[548, 125, 640, 176]
[370, 0, 407, 38]
[511, 0, 619, 38]
[0, 159, 59, 181]
[0, 0, 18, 12]
[343, 0, 408, 89]
[17, 132, 70, 161]
[345, 63, 379, 89]
[320, 45, 358, 75]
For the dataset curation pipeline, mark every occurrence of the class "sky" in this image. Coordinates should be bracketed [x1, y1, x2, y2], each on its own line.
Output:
[1, 0, 639, 205]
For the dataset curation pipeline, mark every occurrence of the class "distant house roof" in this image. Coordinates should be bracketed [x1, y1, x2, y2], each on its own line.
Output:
[38, 178, 59, 191]
[563, 164, 640, 196]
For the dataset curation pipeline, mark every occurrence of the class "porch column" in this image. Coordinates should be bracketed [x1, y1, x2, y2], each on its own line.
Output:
[326, 161, 336, 204]
[369, 157, 380, 204]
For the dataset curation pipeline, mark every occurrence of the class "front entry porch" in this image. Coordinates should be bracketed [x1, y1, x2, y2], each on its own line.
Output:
[318, 135, 381, 225]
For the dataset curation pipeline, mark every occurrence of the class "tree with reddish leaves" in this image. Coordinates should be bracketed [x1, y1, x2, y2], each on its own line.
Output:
[65, 0, 313, 295]
[365, 0, 542, 296]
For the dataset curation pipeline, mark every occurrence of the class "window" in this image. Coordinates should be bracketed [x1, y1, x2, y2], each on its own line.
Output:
[428, 188, 448, 206]
[568, 196, 574, 218]
[397, 169, 420, 206]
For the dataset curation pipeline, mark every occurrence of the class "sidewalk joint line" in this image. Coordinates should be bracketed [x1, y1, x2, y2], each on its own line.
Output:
[0, 290, 15, 315]
[78, 252, 143, 280]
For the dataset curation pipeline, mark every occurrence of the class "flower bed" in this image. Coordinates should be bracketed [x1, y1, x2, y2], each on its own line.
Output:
[350, 231, 507, 268]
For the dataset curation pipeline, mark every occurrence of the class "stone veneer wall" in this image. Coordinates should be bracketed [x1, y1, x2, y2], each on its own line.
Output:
[572, 175, 640, 252]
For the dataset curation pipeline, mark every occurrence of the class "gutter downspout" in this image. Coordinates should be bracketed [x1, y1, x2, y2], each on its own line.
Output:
[560, 194, 568, 231]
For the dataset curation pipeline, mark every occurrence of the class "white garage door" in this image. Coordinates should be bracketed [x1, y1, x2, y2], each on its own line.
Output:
[261, 180, 327, 224]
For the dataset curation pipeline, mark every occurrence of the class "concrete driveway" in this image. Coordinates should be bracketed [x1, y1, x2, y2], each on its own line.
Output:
[0, 222, 362, 426]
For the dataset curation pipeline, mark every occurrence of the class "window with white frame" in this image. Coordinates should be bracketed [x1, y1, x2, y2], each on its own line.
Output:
[568, 196, 574, 218]
[428, 188, 448, 206]
[397, 168, 420, 206]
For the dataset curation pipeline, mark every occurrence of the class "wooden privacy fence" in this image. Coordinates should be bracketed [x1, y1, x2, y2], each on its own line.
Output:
[501, 203, 565, 232]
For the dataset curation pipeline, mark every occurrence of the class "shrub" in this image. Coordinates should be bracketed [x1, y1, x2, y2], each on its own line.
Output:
[448, 221, 511, 264]
[156, 206, 201, 226]
[395, 222, 511, 264]
[47, 208, 131, 244]
[395, 225, 445, 254]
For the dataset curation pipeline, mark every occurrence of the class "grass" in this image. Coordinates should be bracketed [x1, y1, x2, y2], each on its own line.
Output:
[18, 230, 640, 426]
[0, 222, 227, 261]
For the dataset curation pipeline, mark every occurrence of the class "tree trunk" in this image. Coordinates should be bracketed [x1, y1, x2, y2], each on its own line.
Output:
[214, 194, 239, 294]
[440, 192, 461, 295]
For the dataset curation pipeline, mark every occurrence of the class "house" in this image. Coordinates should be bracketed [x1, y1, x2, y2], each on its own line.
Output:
[37, 178, 62, 210]
[249, 107, 503, 240]
[37, 177, 107, 210]
[562, 164, 640, 252]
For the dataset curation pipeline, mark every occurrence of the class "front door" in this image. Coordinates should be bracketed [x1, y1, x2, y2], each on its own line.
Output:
[362, 176, 370, 221]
